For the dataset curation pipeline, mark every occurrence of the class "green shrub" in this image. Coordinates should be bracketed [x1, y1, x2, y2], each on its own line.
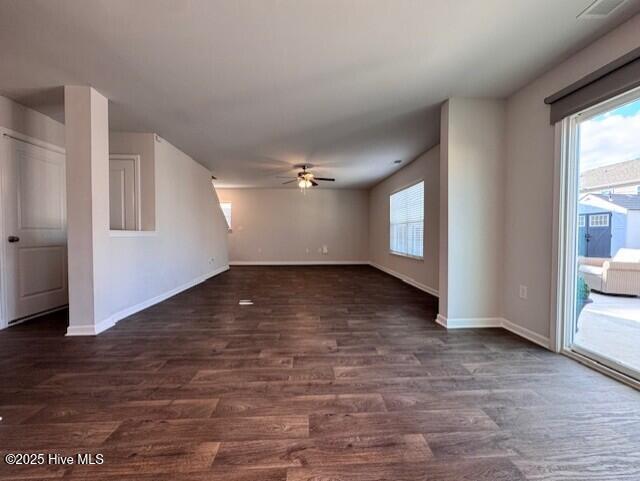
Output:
[577, 276, 590, 300]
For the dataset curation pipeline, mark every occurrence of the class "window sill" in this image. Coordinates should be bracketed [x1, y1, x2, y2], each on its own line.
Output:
[389, 251, 424, 261]
[110, 230, 158, 237]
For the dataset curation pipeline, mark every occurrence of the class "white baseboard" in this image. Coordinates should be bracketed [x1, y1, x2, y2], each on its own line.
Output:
[229, 261, 439, 298]
[501, 317, 551, 350]
[435, 314, 551, 350]
[436, 314, 502, 329]
[62, 259, 553, 352]
[66, 320, 115, 336]
[370, 262, 439, 297]
[229, 261, 370, 266]
[66, 265, 230, 336]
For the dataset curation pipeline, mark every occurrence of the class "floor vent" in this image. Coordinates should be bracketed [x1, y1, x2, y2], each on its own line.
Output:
[578, 0, 626, 18]
[238, 299, 254, 306]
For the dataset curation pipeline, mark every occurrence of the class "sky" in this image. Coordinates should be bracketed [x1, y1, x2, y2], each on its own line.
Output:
[579, 97, 640, 171]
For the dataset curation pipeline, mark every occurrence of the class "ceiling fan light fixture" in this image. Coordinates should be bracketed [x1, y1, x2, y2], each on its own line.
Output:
[283, 165, 334, 187]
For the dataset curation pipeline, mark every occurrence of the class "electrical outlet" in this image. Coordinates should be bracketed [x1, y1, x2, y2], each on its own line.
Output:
[519, 285, 528, 300]
[209, 257, 215, 264]
[306, 248, 310, 254]
[258, 247, 262, 253]
[322, 245, 328, 255]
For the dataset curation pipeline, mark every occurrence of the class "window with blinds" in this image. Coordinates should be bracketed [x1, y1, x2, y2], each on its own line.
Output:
[389, 181, 424, 259]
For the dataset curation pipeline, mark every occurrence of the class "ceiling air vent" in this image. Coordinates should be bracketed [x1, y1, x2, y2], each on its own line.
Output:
[578, 0, 627, 18]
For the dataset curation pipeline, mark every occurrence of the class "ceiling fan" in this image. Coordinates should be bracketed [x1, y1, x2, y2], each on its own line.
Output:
[279, 164, 335, 189]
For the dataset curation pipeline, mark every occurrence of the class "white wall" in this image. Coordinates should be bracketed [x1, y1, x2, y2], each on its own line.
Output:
[0, 95, 65, 147]
[626, 211, 640, 249]
[504, 14, 640, 340]
[217, 188, 368, 264]
[439, 103, 450, 315]
[440, 98, 506, 323]
[0, 93, 229, 333]
[99, 134, 229, 325]
[369, 146, 439, 295]
[64, 86, 111, 333]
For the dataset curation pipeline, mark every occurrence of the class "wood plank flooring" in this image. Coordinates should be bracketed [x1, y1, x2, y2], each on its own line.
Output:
[1, 265, 639, 480]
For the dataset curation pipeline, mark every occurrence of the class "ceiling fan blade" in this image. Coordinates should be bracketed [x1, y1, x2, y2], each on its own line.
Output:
[314, 177, 335, 181]
[310, 179, 319, 186]
[282, 179, 297, 184]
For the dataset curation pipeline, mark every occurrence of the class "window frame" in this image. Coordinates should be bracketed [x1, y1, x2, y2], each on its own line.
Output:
[388, 179, 425, 260]
[588, 213, 609, 227]
[578, 215, 586, 228]
[220, 201, 232, 231]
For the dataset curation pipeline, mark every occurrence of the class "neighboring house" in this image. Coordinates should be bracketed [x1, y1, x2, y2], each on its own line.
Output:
[580, 158, 640, 195]
[579, 193, 640, 258]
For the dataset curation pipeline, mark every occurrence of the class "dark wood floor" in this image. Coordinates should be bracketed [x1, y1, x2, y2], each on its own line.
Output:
[1, 266, 639, 480]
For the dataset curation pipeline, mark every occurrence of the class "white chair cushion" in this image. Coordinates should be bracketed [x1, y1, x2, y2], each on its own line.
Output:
[613, 248, 640, 263]
[579, 265, 603, 276]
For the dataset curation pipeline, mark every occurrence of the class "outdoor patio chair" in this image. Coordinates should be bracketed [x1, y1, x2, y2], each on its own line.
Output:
[578, 249, 640, 296]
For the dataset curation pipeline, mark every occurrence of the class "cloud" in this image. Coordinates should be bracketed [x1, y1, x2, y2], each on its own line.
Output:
[580, 104, 640, 170]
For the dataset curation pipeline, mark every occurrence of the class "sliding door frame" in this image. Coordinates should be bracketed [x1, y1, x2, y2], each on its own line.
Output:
[552, 87, 640, 388]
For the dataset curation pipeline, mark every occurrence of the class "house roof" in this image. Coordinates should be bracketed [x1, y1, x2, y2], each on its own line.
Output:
[592, 194, 640, 211]
[581, 158, 640, 191]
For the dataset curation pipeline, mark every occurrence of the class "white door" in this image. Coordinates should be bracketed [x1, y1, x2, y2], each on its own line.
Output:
[109, 155, 139, 230]
[1, 135, 68, 324]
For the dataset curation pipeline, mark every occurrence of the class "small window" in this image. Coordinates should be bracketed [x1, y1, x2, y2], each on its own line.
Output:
[389, 181, 424, 259]
[589, 214, 609, 227]
[637, 186, 640, 195]
[578, 215, 585, 228]
[220, 202, 232, 229]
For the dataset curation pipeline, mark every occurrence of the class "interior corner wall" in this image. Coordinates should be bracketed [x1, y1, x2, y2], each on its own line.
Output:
[440, 98, 506, 322]
[217, 188, 369, 264]
[368, 145, 440, 295]
[503, 13, 640, 341]
[101, 134, 229, 325]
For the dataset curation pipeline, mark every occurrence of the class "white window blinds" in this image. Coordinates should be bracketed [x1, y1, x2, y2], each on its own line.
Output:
[389, 181, 424, 258]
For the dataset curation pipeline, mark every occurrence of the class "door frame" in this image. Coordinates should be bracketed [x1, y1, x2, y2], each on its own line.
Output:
[551, 86, 640, 388]
[0, 127, 66, 330]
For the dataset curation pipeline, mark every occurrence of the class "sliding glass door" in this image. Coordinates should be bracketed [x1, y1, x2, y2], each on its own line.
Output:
[560, 87, 640, 381]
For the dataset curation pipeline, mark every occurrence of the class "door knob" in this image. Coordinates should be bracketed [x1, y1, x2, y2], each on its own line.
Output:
[7, 236, 19, 243]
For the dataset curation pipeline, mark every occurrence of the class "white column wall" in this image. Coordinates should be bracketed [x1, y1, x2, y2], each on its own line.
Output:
[64, 86, 110, 334]
[438, 98, 506, 326]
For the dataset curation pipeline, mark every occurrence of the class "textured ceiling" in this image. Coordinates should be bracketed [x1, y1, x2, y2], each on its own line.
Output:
[1, 0, 639, 187]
